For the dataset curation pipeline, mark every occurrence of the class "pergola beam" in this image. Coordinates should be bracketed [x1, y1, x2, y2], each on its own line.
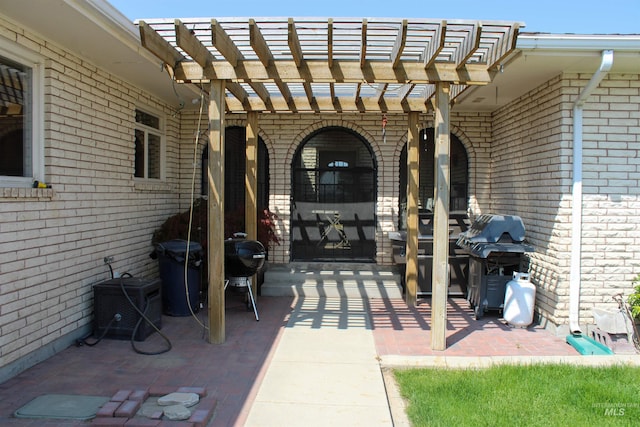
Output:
[224, 94, 431, 113]
[211, 19, 243, 67]
[359, 19, 368, 68]
[226, 81, 252, 111]
[375, 83, 388, 105]
[175, 19, 214, 71]
[248, 19, 295, 111]
[248, 82, 275, 112]
[424, 20, 447, 69]
[249, 19, 273, 67]
[288, 19, 304, 68]
[327, 19, 334, 68]
[390, 19, 408, 69]
[174, 60, 495, 85]
[489, 23, 520, 70]
[397, 83, 416, 102]
[139, 21, 185, 69]
[456, 23, 483, 70]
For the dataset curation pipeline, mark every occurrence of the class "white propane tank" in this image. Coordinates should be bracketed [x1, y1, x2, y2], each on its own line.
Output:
[503, 272, 536, 327]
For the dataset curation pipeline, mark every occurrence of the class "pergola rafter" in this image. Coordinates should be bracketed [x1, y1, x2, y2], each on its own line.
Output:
[139, 17, 521, 114]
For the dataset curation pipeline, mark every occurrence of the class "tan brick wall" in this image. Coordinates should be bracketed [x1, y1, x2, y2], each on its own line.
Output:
[491, 75, 570, 327]
[492, 72, 640, 331]
[578, 72, 640, 324]
[182, 112, 492, 266]
[0, 19, 182, 374]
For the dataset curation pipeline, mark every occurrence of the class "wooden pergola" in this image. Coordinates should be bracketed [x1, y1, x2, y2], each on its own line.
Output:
[138, 17, 521, 350]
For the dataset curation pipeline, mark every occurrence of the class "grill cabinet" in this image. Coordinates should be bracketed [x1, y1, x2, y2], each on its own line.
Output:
[390, 212, 470, 297]
[457, 215, 533, 319]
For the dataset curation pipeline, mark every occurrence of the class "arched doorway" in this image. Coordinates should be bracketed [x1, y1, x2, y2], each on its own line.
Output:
[291, 127, 377, 262]
[398, 128, 468, 229]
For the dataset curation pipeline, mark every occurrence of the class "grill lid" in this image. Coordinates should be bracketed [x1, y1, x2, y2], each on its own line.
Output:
[457, 214, 533, 258]
[459, 214, 526, 243]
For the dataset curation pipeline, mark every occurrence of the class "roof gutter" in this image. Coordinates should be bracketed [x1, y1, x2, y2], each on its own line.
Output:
[569, 49, 614, 334]
[517, 34, 640, 51]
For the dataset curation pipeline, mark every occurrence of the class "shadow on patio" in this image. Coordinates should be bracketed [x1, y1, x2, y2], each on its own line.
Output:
[369, 296, 579, 357]
[0, 294, 579, 426]
[0, 296, 293, 427]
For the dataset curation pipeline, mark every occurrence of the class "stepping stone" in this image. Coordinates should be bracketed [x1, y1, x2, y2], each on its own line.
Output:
[163, 404, 191, 420]
[157, 392, 199, 407]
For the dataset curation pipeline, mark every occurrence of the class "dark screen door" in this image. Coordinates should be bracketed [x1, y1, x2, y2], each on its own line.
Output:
[291, 128, 376, 262]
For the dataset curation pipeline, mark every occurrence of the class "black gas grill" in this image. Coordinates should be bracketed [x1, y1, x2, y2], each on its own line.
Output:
[457, 214, 533, 319]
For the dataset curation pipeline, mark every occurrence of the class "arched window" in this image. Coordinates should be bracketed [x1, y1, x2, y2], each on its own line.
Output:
[398, 128, 468, 229]
[200, 126, 269, 234]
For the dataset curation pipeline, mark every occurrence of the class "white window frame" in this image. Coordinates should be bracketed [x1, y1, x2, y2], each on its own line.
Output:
[134, 107, 165, 181]
[0, 39, 44, 188]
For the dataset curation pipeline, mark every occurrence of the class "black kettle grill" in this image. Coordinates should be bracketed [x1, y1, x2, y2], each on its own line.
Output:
[224, 238, 266, 277]
[224, 235, 266, 321]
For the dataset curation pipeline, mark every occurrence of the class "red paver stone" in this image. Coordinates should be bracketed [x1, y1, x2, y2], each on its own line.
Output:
[177, 387, 207, 397]
[123, 418, 161, 426]
[115, 400, 142, 418]
[112, 390, 132, 402]
[129, 389, 150, 401]
[91, 417, 128, 426]
[189, 409, 214, 427]
[96, 401, 121, 417]
[157, 421, 193, 427]
[148, 385, 179, 397]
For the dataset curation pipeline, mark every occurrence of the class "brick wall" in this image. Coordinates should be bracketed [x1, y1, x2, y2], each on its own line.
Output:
[0, 18, 181, 378]
[578, 72, 640, 324]
[491, 72, 640, 331]
[182, 112, 492, 266]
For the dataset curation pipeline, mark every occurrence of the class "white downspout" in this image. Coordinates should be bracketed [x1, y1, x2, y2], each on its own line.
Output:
[569, 49, 614, 334]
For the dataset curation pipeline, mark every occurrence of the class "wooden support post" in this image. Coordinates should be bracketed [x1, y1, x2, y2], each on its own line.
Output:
[404, 111, 420, 307]
[208, 79, 226, 344]
[431, 82, 451, 351]
[245, 111, 259, 296]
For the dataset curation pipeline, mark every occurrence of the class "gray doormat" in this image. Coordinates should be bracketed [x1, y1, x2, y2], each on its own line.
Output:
[14, 394, 110, 420]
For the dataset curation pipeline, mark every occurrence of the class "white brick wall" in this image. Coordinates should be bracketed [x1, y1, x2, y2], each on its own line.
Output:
[0, 19, 182, 376]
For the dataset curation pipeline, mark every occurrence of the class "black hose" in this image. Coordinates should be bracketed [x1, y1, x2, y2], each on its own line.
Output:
[118, 277, 172, 355]
[76, 314, 119, 347]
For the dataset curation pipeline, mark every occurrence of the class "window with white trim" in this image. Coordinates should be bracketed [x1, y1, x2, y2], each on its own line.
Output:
[0, 40, 44, 188]
[134, 108, 164, 180]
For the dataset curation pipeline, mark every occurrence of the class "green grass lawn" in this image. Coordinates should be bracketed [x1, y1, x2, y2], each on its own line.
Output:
[394, 364, 640, 427]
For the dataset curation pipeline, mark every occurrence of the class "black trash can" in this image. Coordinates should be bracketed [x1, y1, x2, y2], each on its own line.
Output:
[155, 239, 203, 316]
